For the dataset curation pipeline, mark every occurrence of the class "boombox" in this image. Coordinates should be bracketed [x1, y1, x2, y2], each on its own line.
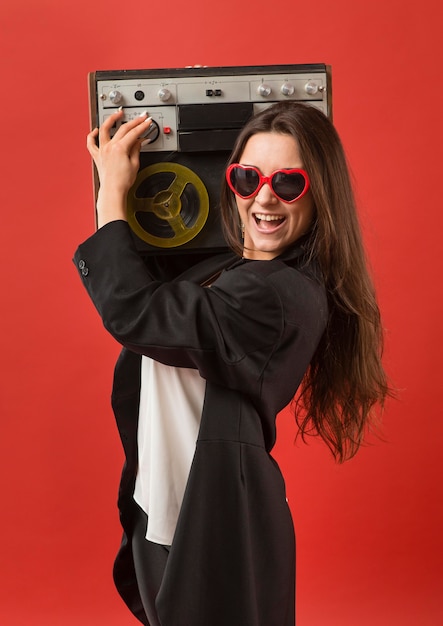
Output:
[88, 64, 332, 259]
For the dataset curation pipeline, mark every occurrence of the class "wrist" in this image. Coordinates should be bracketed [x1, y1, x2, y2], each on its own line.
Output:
[96, 188, 128, 228]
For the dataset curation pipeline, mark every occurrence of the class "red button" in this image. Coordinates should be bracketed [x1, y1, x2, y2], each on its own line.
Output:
[163, 126, 171, 134]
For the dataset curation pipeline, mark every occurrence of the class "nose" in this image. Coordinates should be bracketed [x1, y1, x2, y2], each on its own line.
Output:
[255, 182, 277, 206]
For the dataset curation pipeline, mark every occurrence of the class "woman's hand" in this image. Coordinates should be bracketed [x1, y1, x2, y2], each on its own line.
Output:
[86, 109, 152, 227]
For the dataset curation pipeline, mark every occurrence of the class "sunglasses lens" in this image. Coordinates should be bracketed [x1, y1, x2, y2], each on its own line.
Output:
[272, 171, 307, 202]
[229, 166, 260, 197]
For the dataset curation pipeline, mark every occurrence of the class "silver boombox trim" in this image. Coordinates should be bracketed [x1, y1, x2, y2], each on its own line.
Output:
[89, 64, 332, 256]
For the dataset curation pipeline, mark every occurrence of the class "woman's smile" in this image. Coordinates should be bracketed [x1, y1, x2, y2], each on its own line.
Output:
[254, 212, 286, 227]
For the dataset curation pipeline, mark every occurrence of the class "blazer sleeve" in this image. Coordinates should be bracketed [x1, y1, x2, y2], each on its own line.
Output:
[73, 220, 285, 395]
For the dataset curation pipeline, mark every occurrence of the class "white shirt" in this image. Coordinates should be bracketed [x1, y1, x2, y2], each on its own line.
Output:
[133, 356, 206, 545]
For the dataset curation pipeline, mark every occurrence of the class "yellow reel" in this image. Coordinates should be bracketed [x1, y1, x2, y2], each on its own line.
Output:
[127, 162, 210, 248]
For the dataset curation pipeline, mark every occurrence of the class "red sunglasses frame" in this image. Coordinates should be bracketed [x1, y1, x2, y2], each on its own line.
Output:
[226, 163, 310, 203]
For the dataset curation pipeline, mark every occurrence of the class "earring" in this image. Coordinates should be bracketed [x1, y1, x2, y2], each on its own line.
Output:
[241, 223, 245, 239]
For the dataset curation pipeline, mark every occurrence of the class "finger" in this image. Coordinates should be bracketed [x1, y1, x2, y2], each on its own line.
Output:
[112, 112, 151, 141]
[86, 128, 99, 157]
[98, 108, 124, 145]
[112, 116, 153, 155]
[129, 138, 144, 162]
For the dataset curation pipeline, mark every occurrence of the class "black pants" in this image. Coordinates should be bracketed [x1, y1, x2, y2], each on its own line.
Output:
[131, 503, 170, 626]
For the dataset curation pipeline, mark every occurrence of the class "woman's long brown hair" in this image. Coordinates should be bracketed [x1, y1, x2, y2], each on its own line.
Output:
[220, 101, 391, 462]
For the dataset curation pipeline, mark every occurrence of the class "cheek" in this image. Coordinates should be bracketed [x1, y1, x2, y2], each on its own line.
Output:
[299, 196, 315, 223]
[305, 204, 316, 224]
[236, 199, 249, 221]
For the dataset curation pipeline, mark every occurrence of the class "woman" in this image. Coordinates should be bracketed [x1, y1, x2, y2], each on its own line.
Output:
[74, 101, 389, 625]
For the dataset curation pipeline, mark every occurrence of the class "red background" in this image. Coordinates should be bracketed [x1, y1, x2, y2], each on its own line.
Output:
[1, 1, 441, 624]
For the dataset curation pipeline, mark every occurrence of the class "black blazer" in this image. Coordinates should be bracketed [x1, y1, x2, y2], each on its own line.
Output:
[74, 220, 328, 626]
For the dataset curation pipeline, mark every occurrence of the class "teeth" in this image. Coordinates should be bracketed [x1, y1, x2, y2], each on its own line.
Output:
[255, 214, 284, 222]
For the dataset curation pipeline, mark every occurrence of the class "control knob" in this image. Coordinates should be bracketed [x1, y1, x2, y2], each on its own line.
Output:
[281, 82, 295, 96]
[257, 84, 272, 97]
[158, 88, 172, 102]
[109, 90, 123, 104]
[304, 81, 319, 96]
[140, 119, 160, 144]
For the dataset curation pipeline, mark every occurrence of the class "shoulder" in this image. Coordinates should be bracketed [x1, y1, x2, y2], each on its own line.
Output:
[215, 255, 328, 329]
[221, 254, 325, 297]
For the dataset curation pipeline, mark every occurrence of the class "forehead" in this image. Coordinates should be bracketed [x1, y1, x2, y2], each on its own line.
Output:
[239, 132, 303, 171]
